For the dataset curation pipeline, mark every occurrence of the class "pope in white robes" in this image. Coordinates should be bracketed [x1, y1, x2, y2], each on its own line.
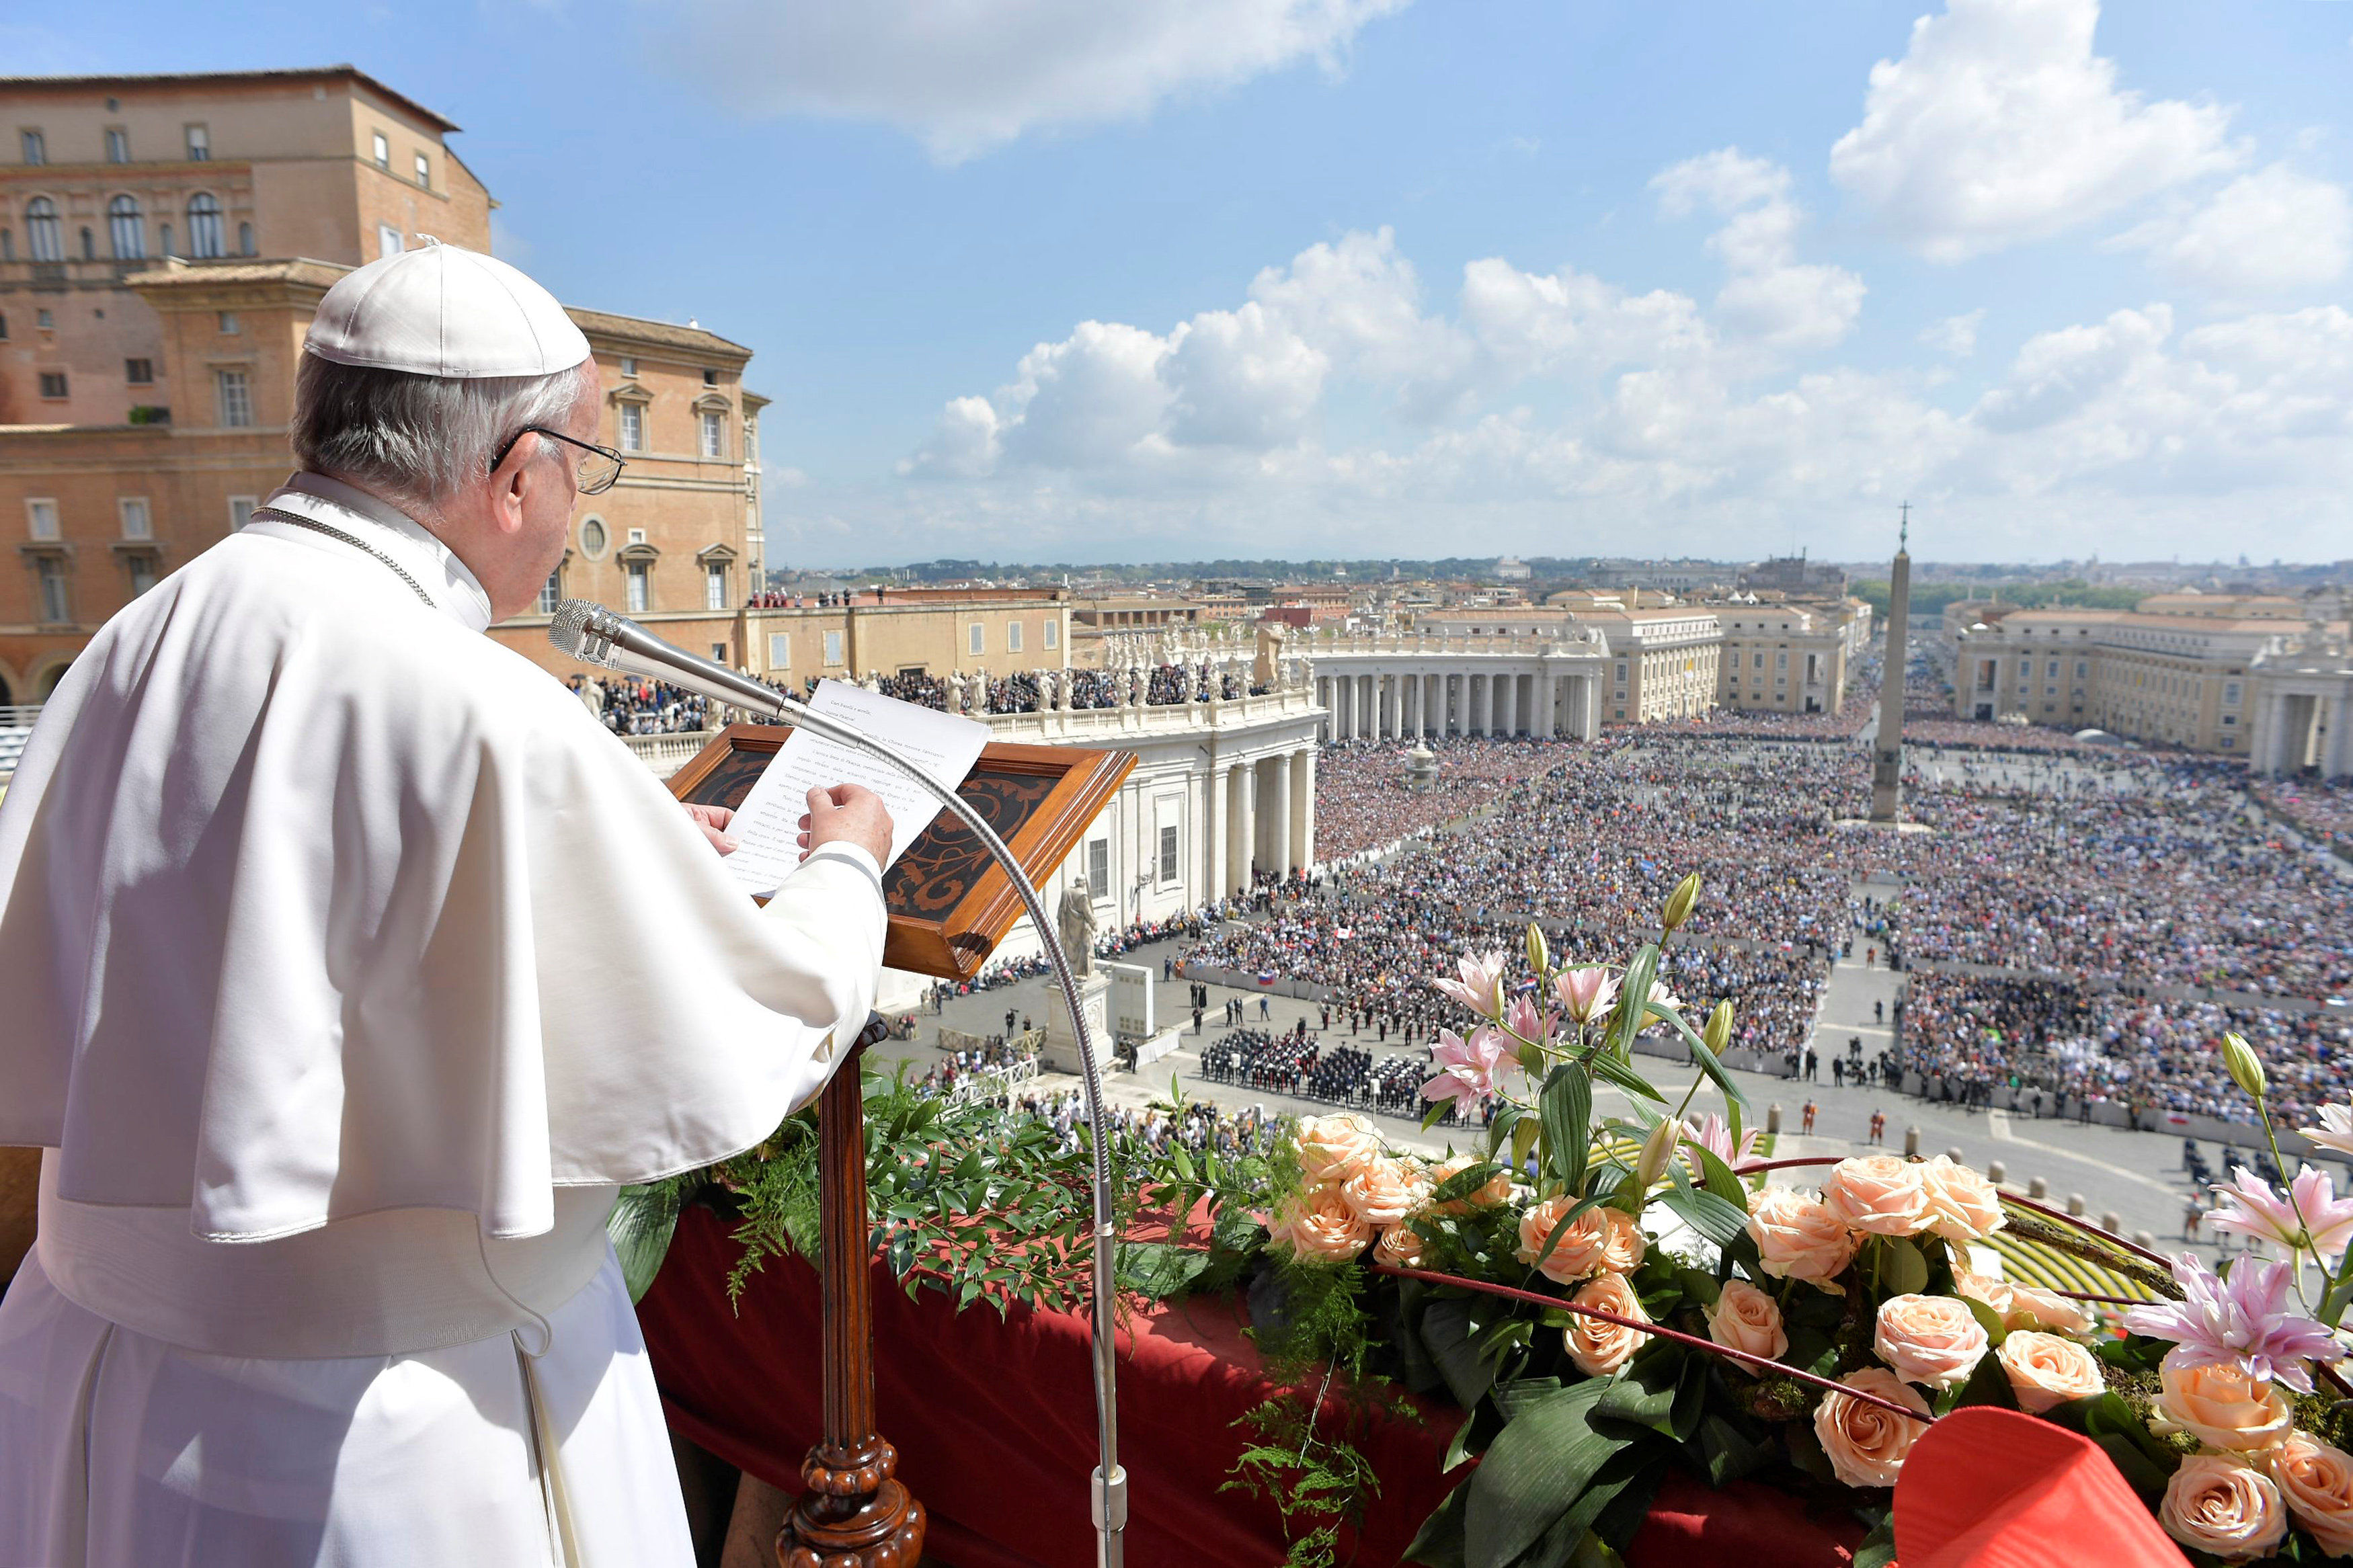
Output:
[0, 241, 895, 1567]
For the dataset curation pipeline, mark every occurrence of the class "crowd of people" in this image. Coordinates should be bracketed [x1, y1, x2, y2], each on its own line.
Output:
[1195, 1028, 1467, 1120]
[2252, 776, 2353, 858]
[1892, 973, 2353, 1130]
[1311, 737, 1571, 862]
[569, 675, 714, 735]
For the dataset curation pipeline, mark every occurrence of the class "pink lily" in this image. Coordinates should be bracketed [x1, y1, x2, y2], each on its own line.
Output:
[2305, 1104, 2353, 1161]
[1677, 1112, 1763, 1178]
[1552, 966, 1620, 1024]
[1421, 1026, 1511, 1112]
[2208, 1166, 2353, 1267]
[1504, 991, 1558, 1047]
[2124, 1253, 2341, 1393]
[1431, 952, 1507, 1019]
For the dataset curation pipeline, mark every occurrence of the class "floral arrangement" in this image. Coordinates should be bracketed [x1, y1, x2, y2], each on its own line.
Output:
[1231, 877, 2353, 1568]
[625, 871, 2353, 1568]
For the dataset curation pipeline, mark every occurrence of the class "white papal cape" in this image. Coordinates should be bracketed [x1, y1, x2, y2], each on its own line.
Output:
[0, 474, 888, 1567]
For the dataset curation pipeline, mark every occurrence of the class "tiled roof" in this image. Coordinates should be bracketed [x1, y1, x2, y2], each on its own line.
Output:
[0, 65, 461, 132]
[122, 257, 350, 289]
[566, 306, 751, 358]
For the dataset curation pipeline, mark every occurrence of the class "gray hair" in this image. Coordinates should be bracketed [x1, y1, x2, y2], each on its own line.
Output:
[291, 354, 595, 513]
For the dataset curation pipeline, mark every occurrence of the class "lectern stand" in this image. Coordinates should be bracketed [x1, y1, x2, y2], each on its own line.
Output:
[666, 724, 1137, 1567]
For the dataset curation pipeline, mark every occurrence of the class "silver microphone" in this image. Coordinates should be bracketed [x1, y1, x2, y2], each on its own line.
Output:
[547, 600, 1131, 1565]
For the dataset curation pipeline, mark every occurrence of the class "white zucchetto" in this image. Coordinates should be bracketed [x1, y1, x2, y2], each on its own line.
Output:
[305, 237, 592, 378]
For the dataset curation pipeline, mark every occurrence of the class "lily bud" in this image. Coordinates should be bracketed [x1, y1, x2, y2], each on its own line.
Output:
[1704, 1001, 1733, 1054]
[1661, 872, 1701, 934]
[1636, 1118, 1682, 1188]
[1526, 923, 1549, 979]
[2222, 1032, 2266, 1100]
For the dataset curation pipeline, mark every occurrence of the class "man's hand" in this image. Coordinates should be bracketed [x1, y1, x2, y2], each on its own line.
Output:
[797, 783, 891, 866]
[682, 802, 738, 856]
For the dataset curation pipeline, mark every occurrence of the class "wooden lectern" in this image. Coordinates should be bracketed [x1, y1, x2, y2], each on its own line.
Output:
[668, 724, 1136, 1567]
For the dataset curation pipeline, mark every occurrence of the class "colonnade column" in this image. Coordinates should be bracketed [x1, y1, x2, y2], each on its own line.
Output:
[1267, 753, 1293, 878]
[1535, 671, 1556, 739]
[1291, 747, 1316, 869]
[1227, 762, 1255, 893]
[1207, 765, 1228, 901]
[1423, 673, 1437, 738]
[1499, 671, 1517, 737]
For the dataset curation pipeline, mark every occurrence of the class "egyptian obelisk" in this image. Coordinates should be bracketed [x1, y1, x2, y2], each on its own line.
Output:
[1868, 507, 1911, 823]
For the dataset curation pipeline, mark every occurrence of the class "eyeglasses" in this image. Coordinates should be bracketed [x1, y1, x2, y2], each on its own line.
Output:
[491, 425, 627, 496]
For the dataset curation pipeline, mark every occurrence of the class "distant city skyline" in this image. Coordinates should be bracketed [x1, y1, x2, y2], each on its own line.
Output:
[9, 0, 2351, 566]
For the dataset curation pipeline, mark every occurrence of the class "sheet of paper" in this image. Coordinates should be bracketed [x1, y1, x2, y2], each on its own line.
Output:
[721, 679, 992, 899]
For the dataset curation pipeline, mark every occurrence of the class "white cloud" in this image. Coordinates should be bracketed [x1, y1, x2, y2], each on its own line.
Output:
[2113, 164, 2353, 298]
[1921, 309, 1987, 356]
[1830, 0, 2240, 261]
[1650, 149, 1865, 352]
[644, 0, 1409, 162]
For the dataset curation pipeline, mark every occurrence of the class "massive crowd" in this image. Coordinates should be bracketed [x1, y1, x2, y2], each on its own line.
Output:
[570, 675, 713, 735]
[1893, 973, 2353, 1130]
[1312, 737, 1572, 862]
[2253, 777, 2353, 858]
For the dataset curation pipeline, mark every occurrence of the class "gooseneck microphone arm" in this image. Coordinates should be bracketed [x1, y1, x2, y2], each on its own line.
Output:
[549, 600, 1127, 1567]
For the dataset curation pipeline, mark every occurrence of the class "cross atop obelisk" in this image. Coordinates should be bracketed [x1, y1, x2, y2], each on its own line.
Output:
[1868, 506, 1911, 823]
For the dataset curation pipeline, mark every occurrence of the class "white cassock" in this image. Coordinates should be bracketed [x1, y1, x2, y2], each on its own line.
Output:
[0, 472, 887, 1567]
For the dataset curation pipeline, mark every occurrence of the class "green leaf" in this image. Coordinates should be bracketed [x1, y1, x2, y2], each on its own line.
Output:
[1944, 1345, 2018, 1413]
[1882, 1237, 1930, 1297]
[1587, 1048, 1667, 1103]
[1431, 1161, 1507, 1209]
[1606, 944, 1661, 1061]
[1423, 1297, 1503, 1411]
[1114, 1239, 1211, 1301]
[1593, 1350, 1686, 1438]
[1404, 1481, 1470, 1568]
[1423, 1097, 1455, 1132]
[1853, 1510, 1898, 1568]
[1661, 1169, 1752, 1249]
[1959, 1293, 2009, 1349]
[1685, 1144, 1750, 1212]
[1693, 1413, 1768, 1487]
[1650, 1001, 1750, 1122]
[607, 1179, 690, 1303]
[1464, 1380, 1625, 1568]
[1542, 1062, 1595, 1198]
[1487, 1104, 1525, 1160]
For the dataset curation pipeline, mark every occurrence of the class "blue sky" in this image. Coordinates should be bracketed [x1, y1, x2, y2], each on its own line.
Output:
[9, 1, 2353, 567]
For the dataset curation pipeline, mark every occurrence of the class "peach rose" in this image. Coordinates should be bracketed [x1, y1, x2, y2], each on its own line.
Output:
[1429, 1153, 1515, 1214]
[1747, 1186, 1860, 1284]
[1564, 1272, 1650, 1376]
[1600, 1205, 1647, 1274]
[1917, 1157, 2006, 1244]
[1373, 1223, 1427, 1268]
[1341, 1156, 1429, 1227]
[1952, 1265, 2016, 1319]
[1294, 1114, 1382, 1185]
[1874, 1294, 1989, 1391]
[2269, 1432, 2353, 1558]
[1706, 1279, 1788, 1366]
[2003, 1283, 2098, 1339]
[1812, 1367, 1932, 1489]
[1820, 1155, 1930, 1237]
[1996, 1330, 2105, 1415]
[2161, 1455, 2289, 1563]
[1516, 1197, 1618, 1284]
[2155, 1358, 2296, 1452]
[1269, 1182, 1371, 1263]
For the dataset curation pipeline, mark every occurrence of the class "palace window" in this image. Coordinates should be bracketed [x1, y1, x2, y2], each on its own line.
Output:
[36, 557, 69, 623]
[626, 561, 650, 614]
[26, 196, 61, 262]
[185, 124, 210, 161]
[104, 128, 128, 163]
[377, 224, 402, 259]
[705, 561, 727, 610]
[108, 195, 145, 259]
[227, 497, 255, 530]
[21, 130, 45, 165]
[968, 622, 985, 655]
[1159, 825, 1179, 883]
[372, 131, 389, 169]
[38, 371, 67, 399]
[1044, 619, 1059, 650]
[619, 402, 645, 452]
[823, 630, 844, 666]
[699, 409, 724, 458]
[537, 569, 562, 616]
[767, 633, 791, 667]
[413, 151, 430, 188]
[1086, 839, 1109, 899]
[119, 497, 151, 540]
[215, 369, 252, 427]
[186, 193, 223, 258]
[27, 499, 59, 540]
[1007, 621, 1023, 653]
[127, 554, 157, 596]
